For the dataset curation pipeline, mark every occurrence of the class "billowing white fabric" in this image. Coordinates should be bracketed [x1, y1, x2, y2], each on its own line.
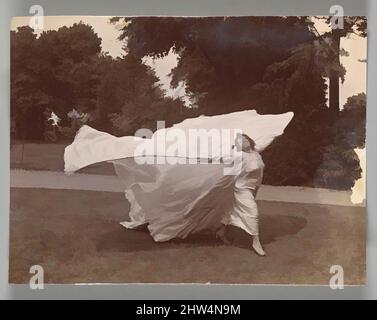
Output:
[114, 157, 236, 241]
[64, 110, 293, 173]
[64, 110, 293, 242]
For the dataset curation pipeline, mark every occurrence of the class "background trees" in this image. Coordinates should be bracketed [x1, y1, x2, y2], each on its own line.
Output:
[11, 17, 367, 190]
[111, 16, 366, 190]
[95, 53, 187, 136]
[11, 26, 47, 140]
[11, 22, 188, 141]
[322, 16, 366, 115]
[11, 23, 103, 139]
[112, 17, 320, 114]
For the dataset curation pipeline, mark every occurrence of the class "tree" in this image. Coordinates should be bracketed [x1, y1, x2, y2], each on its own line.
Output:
[95, 53, 187, 135]
[314, 93, 366, 189]
[111, 16, 317, 114]
[36, 22, 102, 117]
[11, 26, 50, 140]
[11, 23, 103, 140]
[310, 16, 367, 115]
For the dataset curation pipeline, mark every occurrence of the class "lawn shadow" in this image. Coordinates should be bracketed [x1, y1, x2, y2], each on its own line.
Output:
[96, 214, 307, 253]
[226, 214, 307, 250]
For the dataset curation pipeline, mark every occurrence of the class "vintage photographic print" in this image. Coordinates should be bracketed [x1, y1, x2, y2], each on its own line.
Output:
[10, 15, 366, 285]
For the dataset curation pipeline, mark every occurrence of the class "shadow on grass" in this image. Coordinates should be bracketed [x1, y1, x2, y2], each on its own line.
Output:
[96, 214, 307, 253]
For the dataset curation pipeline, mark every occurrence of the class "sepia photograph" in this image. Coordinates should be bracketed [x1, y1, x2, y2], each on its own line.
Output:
[9, 15, 366, 285]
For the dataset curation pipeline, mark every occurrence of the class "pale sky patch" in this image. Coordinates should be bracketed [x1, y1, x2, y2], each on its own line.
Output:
[142, 48, 191, 106]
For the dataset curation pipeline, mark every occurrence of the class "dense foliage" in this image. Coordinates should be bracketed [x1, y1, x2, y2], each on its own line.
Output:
[11, 17, 367, 190]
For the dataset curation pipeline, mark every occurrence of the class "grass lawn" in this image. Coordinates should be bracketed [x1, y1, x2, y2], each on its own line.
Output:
[11, 142, 115, 175]
[9, 188, 365, 284]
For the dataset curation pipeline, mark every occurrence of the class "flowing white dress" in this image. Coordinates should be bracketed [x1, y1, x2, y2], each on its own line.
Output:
[221, 151, 264, 236]
[64, 110, 293, 242]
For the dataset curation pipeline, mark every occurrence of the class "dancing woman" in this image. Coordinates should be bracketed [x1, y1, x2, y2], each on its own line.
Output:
[216, 133, 266, 256]
[64, 110, 293, 256]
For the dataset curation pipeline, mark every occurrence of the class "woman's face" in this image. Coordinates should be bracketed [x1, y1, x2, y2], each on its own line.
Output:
[235, 135, 251, 151]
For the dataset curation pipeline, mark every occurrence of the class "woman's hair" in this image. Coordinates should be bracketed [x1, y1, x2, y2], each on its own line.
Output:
[241, 134, 256, 150]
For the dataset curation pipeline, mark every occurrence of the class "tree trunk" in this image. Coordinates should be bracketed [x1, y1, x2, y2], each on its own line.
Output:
[329, 29, 341, 116]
